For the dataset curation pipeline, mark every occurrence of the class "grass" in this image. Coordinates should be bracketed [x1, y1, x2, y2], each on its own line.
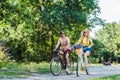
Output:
[0, 61, 119, 79]
[0, 61, 50, 79]
[92, 74, 120, 80]
[0, 71, 28, 78]
[1, 62, 50, 73]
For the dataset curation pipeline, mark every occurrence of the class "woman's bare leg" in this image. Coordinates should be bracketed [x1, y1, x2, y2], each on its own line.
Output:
[84, 51, 90, 69]
[79, 49, 84, 67]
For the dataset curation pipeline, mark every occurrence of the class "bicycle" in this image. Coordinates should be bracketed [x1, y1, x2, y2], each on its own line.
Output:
[75, 48, 91, 77]
[50, 50, 74, 76]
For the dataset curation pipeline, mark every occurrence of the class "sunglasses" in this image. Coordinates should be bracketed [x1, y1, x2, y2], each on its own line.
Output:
[61, 33, 65, 34]
[83, 32, 88, 33]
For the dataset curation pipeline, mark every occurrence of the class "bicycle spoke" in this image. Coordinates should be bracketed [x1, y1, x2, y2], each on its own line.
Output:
[76, 56, 83, 77]
[66, 58, 74, 75]
[50, 58, 61, 76]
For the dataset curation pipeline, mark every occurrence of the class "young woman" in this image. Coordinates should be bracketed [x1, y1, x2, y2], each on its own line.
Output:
[78, 29, 93, 68]
[72, 29, 93, 68]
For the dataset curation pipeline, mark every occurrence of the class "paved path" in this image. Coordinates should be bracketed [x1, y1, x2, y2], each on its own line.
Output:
[1, 65, 120, 80]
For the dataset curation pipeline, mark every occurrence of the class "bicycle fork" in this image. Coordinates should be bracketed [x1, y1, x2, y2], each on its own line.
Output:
[78, 54, 84, 68]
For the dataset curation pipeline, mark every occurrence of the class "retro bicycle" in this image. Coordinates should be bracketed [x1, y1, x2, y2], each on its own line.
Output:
[50, 50, 74, 76]
[76, 53, 91, 76]
[71, 43, 91, 76]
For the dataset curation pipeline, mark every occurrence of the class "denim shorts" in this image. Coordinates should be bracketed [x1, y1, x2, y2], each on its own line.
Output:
[83, 46, 92, 53]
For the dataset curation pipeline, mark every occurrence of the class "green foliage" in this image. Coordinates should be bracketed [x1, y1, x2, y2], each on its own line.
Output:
[0, 48, 4, 62]
[101, 50, 111, 62]
[95, 22, 120, 63]
[0, 0, 101, 62]
[0, 0, 49, 62]
[90, 39, 105, 63]
[0, 46, 11, 64]
[0, 62, 50, 79]
[92, 39, 105, 54]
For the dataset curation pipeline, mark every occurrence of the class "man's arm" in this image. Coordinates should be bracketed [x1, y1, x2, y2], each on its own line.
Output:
[54, 38, 61, 51]
[66, 37, 71, 49]
[75, 37, 82, 44]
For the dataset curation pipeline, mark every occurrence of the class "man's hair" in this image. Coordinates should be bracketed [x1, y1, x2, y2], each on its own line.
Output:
[60, 30, 65, 34]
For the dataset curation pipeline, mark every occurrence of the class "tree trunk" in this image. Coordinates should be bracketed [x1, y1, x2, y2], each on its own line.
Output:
[51, 31, 54, 58]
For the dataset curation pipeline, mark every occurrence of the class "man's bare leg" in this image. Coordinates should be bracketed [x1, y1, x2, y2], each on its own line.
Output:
[66, 53, 69, 71]
[59, 51, 64, 66]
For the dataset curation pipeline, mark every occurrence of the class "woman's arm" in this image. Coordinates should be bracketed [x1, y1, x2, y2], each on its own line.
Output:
[89, 38, 93, 47]
[77, 37, 82, 44]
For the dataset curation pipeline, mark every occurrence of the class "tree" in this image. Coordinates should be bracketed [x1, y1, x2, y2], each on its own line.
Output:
[95, 22, 120, 63]
[0, 0, 102, 62]
[40, 0, 101, 52]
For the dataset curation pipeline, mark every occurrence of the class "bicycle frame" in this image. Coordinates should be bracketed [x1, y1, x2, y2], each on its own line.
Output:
[76, 52, 90, 76]
[50, 50, 74, 76]
[78, 54, 84, 67]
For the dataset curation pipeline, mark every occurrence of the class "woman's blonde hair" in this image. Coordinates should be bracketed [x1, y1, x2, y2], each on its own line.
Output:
[80, 29, 92, 45]
[81, 29, 90, 37]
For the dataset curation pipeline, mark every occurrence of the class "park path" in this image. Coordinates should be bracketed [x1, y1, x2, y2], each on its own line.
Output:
[1, 65, 120, 80]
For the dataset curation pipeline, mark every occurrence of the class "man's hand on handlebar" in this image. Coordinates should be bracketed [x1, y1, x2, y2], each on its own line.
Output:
[53, 49, 56, 52]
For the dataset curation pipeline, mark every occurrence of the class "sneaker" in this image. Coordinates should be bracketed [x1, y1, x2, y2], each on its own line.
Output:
[80, 68, 83, 71]
[61, 64, 65, 69]
[86, 66, 88, 69]
[65, 68, 68, 72]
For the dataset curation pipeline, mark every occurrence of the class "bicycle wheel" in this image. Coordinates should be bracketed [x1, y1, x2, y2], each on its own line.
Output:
[76, 56, 82, 77]
[50, 57, 62, 76]
[66, 57, 74, 75]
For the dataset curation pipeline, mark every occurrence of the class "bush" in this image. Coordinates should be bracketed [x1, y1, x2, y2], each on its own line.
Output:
[101, 50, 111, 62]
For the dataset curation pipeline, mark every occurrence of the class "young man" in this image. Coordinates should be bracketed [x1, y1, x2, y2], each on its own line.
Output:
[54, 30, 71, 71]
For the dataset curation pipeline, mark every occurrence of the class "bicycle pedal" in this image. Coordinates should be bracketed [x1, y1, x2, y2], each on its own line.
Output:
[62, 64, 66, 69]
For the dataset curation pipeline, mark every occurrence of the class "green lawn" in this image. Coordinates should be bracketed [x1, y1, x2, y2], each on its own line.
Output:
[92, 74, 120, 80]
[0, 62, 120, 79]
[0, 62, 104, 79]
[0, 62, 50, 78]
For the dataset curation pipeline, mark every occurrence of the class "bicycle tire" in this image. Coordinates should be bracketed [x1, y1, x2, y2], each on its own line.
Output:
[76, 56, 82, 77]
[66, 57, 74, 75]
[50, 57, 62, 76]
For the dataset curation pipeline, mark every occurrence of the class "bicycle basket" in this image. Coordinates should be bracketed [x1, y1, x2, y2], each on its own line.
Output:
[72, 44, 83, 49]
[52, 50, 60, 58]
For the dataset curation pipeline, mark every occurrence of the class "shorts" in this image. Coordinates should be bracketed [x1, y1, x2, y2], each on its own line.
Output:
[83, 46, 92, 53]
[61, 49, 71, 54]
